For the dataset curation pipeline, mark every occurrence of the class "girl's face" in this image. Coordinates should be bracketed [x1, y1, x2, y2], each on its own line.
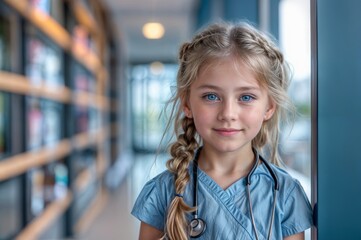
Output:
[183, 57, 275, 155]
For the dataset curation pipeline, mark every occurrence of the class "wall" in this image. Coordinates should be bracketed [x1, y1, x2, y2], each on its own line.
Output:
[316, 0, 361, 238]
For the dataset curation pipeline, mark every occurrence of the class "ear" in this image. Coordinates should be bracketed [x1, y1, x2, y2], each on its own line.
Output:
[263, 99, 276, 121]
[182, 100, 193, 118]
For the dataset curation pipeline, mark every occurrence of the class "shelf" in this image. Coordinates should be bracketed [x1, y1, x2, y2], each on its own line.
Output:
[72, 130, 99, 150]
[72, 151, 108, 234]
[74, 186, 108, 234]
[16, 190, 73, 240]
[3, 0, 105, 76]
[73, 90, 109, 110]
[3, 0, 71, 50]
[0, 71, 109, 109]
[71, 41, 103, 75]
[96, 150, 108, 179]
[0, 71, 71, 103]
[0, 126, 109, 181]
[74, 165, 95, 194]
[71, 0, 100, 36]
[0, 140, 71, 181]
[74, 155, 107, 196]
[0, 0, 119, 238]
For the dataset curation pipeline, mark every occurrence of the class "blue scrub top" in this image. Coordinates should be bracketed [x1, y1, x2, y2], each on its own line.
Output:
[131, 160, 313, 239]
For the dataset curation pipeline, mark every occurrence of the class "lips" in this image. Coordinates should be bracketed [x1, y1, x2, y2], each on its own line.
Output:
[214, 128, 241, 136]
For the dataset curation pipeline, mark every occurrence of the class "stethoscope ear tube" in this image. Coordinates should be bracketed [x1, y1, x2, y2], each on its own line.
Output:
[247, 148, 279, 240]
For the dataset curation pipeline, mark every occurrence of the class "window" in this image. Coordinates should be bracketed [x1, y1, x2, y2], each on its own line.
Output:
[279, 0, 311, 239]
[280, 0, 311, 192]
[131, 63, 177, 152]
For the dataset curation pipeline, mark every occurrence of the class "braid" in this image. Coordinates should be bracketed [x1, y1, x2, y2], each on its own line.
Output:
[179, 43, 191, 62]
[165, 117, 198, 240]
[246, 31, 289, 90]
[257, 36, 284, 63]
[179, 25, 229, 64]
[239, 27, 290, 89]
[236, 26, 284, 62]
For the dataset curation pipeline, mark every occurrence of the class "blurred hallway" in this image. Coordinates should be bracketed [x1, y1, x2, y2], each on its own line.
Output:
[3, 0, 361, 237]
[79, 175, 139, 240]
[0, 1, 317, 239]
[80, 153, 167, 240]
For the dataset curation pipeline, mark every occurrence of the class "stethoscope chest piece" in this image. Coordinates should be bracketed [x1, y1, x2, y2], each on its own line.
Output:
[189, 217, 206, 238]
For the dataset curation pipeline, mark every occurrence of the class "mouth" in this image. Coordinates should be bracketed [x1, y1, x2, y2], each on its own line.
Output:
[213, 128, 241, 136]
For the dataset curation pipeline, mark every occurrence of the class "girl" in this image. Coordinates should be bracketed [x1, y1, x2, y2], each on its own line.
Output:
[131, 21, 313, 240]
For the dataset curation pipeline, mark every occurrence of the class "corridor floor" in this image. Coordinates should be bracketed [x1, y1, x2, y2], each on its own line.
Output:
[80, 153, 167, 240]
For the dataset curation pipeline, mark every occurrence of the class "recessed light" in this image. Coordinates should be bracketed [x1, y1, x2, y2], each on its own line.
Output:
[142, 22, 165, 39]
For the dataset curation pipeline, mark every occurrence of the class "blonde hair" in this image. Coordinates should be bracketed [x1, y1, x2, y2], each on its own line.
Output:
[163, 21, 294, 240]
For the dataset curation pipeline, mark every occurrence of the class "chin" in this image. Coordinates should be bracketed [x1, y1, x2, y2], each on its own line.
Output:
[210, 144, 249, 154]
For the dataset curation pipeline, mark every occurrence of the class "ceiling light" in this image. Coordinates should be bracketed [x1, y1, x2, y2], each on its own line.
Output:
[150, 61, 164, 75]
[142, 22, 165, 39]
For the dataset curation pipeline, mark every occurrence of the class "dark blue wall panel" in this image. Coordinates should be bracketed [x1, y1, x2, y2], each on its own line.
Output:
[196, 0, 259, 28]
[317, 0, 361, 238]
[223, 0, 258, 24]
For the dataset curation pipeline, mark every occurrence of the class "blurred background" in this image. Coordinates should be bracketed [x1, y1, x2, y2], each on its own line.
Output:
[0, 0, 311, 239]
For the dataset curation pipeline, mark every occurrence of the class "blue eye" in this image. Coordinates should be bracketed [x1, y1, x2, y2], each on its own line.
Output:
[240, 95, 254, 102]
[204, 93, 219, 101]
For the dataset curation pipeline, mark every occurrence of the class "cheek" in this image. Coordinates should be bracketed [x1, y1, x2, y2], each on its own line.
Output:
[191, 106, 215, 131]
[242, 109, 266, 125]
[193, 108, 212, 124]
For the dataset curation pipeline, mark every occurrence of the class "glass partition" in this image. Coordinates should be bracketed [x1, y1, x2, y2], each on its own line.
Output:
[279, 0, 311, 195]
[131, 63, 177, 152]
[279, 0, 311, 239]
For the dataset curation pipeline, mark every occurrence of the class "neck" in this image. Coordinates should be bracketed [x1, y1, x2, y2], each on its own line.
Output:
[198, 146, 255, 177]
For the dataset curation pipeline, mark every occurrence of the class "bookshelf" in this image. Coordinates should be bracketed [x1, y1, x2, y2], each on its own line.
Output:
[0, 0, 120, 239]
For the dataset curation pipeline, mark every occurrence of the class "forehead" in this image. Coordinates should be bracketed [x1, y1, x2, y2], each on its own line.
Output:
[195, 56, 262, 88]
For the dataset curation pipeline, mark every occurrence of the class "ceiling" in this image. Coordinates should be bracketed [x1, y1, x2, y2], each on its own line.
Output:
[102, 0, 199, 64]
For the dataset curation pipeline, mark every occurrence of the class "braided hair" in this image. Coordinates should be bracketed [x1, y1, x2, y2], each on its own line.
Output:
[163, 21, 294, 239]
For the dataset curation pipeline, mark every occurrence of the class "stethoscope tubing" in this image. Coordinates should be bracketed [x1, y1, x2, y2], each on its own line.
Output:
[190, 147, 279, 239]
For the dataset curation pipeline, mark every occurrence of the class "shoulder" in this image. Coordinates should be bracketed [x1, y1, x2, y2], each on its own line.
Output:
[144, 169, 176, 196]
[269, 164, 305, 199]
[271, 165, 297, 187]
[268, 165, 314, 235]
[131, 169, 176, 231]
[150, 169, 175, 183]
[267, 164, 312, 218]
[137, 165, 194, 207]
[133, 169, 176, 206]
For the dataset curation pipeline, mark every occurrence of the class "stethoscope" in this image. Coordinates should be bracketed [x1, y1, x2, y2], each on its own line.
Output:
[188, 148, 279, 240]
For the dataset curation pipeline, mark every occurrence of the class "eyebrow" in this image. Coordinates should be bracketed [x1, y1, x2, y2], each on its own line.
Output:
[196, 84, 261, 92]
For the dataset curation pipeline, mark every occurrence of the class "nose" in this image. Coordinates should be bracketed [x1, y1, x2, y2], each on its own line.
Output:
[217, 99, 237, 121]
